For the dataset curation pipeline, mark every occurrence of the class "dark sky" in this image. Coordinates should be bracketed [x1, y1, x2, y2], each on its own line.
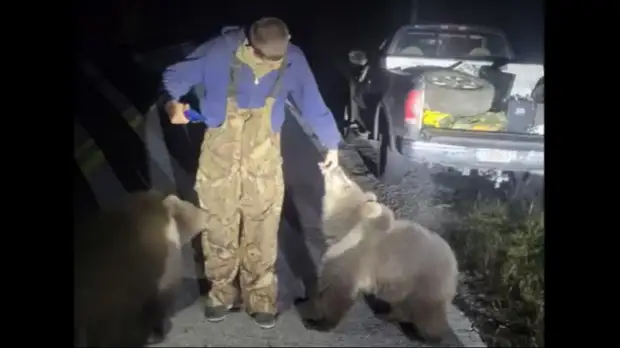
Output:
[248, 0, 544, 61]
[412, 0, 544, 60]
[77, 0, 543, 61]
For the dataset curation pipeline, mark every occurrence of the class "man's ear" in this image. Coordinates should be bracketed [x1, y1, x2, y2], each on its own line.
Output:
[360, 201, 383, 219]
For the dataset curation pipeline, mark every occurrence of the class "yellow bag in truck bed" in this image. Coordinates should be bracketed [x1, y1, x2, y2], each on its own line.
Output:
[451, 111, 507, 131]
[423, 108, 507, 131]
[423, 109, 454, 128]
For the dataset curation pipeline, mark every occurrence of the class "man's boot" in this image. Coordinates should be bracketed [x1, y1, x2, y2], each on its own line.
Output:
[204, 304, 233, 322]
[252, 312, 277, 329]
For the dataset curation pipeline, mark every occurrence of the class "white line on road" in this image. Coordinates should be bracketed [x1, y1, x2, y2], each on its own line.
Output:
[74, 122, 126, 209]
[79, 60, 191, 194]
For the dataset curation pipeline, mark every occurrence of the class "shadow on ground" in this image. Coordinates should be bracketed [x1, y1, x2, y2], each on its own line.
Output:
[75, 73, 152, 194]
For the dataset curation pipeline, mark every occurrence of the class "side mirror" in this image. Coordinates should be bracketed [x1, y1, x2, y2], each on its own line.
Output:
[348, 50, 367, 66]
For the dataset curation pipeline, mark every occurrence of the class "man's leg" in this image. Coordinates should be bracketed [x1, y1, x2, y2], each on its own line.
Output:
[238, 160, 285, 329]
[201, 210, 242, 321]
[239, 204, 282, 328]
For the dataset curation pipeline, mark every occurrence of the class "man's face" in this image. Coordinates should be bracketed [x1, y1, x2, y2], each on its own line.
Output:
[249, 45, 284, 69]
[248, 35, 291, 67]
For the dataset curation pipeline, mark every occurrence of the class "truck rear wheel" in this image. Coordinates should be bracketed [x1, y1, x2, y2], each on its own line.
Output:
[423, 70, 495, 117]
[343, 105, 354, 138]
[345, 80, 359, 123]
[377, 107, 409, 185]
[342, 80, 361, 137]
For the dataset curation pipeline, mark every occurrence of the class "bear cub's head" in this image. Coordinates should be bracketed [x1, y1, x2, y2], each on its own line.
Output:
[320, 165, 394, 241]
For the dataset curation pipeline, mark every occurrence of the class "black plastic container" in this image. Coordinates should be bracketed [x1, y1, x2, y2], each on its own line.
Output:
[506, 97, 537, 133]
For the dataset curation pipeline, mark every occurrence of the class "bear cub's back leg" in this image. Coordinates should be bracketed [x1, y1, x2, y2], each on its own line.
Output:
[405, 298, 451, 344]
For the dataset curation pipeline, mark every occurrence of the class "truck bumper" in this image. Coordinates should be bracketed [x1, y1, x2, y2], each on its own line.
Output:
[401, 139, 544, 174]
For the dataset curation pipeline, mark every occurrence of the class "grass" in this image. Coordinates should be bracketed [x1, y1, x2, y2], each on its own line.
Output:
[445, 197, 544, 347]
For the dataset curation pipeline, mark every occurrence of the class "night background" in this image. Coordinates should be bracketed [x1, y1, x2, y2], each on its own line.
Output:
[76, 0, 543, 62]
[73, 0, 544, 346]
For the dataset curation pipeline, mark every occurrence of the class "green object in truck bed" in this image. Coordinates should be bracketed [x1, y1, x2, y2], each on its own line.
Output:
[451, 111, 508, 131]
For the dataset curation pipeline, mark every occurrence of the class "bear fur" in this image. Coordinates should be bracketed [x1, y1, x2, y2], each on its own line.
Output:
[74, 190, 209, 347]
[296, 165, 459, 343]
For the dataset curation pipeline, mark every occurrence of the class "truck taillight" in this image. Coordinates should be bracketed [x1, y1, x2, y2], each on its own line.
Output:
[404, 89, 423, 124]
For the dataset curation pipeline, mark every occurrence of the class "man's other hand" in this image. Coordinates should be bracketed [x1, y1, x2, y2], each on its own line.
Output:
[320, 149, 339, 170]
[166, 101, 190, 125]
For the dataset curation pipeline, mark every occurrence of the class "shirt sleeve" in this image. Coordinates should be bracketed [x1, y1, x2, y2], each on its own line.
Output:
[290, 51, 342, 150]
[162, 39, 216, 102]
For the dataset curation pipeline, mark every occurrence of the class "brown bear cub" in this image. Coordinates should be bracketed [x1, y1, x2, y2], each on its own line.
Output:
[295, 166, 459, 344]
[74, 190, 210, 347]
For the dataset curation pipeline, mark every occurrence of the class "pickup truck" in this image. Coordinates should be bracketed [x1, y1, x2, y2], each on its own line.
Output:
[343, 23, 544, 186]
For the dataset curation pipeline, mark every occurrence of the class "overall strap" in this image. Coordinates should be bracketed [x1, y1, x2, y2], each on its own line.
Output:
[227, 54, 288, 100]
[226, 34, 247, 98]
[226, 55, 243, 98]
[266, 56, 288, 99]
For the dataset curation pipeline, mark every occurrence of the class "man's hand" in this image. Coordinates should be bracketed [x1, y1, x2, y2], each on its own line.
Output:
[320, 149, 339, 170]
[166, 101, 190, 125]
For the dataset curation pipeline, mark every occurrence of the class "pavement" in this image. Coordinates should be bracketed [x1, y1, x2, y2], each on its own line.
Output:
[73, 44, 486, 346]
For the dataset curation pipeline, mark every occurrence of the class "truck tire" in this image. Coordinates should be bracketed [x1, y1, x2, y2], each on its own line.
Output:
[346, 79, 359, 123]
[342, 80, 359, 137]
[423, 70, 495, 117]
[377, 105, 409, 185]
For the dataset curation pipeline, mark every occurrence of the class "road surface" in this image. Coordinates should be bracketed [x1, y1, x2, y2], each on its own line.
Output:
[73, 44, 485, 346]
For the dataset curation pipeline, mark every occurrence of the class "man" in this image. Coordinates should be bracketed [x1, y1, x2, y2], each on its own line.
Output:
[162, 18, 341, 329]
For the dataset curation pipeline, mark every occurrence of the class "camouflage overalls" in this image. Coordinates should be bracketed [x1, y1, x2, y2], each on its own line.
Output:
[195, 52, 286, 315]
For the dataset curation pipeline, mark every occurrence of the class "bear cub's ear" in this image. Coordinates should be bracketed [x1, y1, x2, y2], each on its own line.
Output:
[162, 194, 182, 212]
[364, 191, 378, 202]
[360, 201, 383, 219]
